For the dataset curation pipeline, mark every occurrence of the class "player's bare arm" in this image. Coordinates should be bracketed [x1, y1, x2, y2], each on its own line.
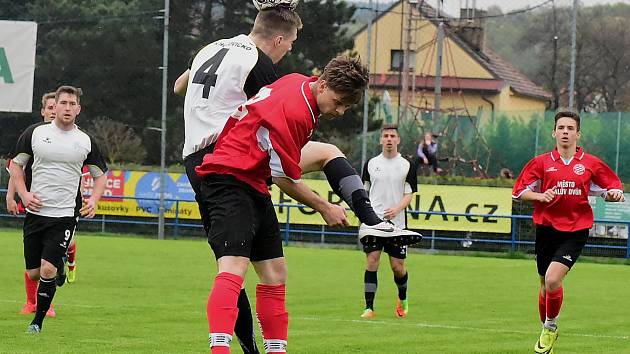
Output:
[8, 161, 42, 212]
[272, 176, 348, 227]
[173, 69, 190, 97]
[80, 174, 107, 218]
[520, 188, 556, 203]
[5, 175, 19, 216]
[383, 193, 413, 220]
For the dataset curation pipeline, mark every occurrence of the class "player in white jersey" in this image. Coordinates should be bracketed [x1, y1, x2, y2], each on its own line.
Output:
[9, 86, 108, 334]
[360, 125, 418, 319]
[6, 92, 60, 317]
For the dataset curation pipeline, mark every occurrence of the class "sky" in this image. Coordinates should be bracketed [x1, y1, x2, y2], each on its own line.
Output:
[361, 0, 630, 15]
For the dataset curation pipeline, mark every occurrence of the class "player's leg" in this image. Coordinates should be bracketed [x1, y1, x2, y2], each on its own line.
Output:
[537, 228, 588, 353]
[361, 244, 381, 318]
[28, 215, 76, 332]
[300, 141, 380, 225]
[22, 214, 56, 320]
[66, 237, 77, 283]
[186, 149, 259, 354]
[300, 142, 422, 245]
[251, 197, 288, 354]
[22, 214, 42, 315]
[533, 226, 569, 353]
[202, 175, 256, 354]
[387, 245, 408, 318]
[252, 258, 288, 354]
[21, 270, 38, 314]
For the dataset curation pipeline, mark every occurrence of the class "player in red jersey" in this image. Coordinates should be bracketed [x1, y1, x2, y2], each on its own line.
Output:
[195, 56, 367, 354]
[512, 111, 624, 354]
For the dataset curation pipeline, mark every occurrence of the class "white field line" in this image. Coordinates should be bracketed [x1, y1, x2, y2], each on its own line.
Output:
[2, 299, 627, 341]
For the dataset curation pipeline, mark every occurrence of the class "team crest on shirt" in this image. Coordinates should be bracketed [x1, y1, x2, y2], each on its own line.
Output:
[573, 163, 585, 175]
[43, 137, 52, 144]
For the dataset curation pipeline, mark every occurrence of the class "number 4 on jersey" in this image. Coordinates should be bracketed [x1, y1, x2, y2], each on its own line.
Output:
[192, 48, 228, 98]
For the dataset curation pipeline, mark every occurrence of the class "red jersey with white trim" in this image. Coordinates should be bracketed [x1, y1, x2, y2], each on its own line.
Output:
[513, 147, 623, 231]
[196, 73, 319, 195]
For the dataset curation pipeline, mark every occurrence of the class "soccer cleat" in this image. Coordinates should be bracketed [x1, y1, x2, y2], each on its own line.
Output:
[67, 266, 76, 283]
[359, 222, 423, 247]
[534, 326, 558, 353]
[360, 308, 376, 319]
[26, 324, 41, 334]
[46, 304, 56, 317]
[20, 303, 37, 314]
[395, 299, 408, 318]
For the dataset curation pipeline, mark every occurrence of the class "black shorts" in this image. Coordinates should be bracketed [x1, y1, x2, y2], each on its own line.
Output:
[363, 238, 407, 260]
[200, 174, 283, 262]
[183, 144, 215, 233]
[535, 225, 589, 276]
[23, 213, 77, 270]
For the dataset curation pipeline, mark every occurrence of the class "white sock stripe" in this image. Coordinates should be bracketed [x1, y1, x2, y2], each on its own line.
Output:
[264, 339, 287, 353]
[209, 333, 232, 347]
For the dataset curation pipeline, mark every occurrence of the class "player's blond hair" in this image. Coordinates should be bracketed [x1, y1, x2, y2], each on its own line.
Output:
[55, 85, 83, 104]
[41, 92, 55, 108]
[320, 55, 369, 104]
[251, 7, 303, 39]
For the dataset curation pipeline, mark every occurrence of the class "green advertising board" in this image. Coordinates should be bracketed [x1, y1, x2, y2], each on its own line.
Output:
[589, 194, 630, 223]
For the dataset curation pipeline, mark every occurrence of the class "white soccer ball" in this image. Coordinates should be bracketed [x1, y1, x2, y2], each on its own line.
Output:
[252, 0, 300, 11]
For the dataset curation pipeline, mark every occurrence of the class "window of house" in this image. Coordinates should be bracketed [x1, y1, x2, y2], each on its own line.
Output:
[390, 50, 416, 71]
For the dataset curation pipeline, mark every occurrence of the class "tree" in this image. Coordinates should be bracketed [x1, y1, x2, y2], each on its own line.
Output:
[89, 118, 147, 164]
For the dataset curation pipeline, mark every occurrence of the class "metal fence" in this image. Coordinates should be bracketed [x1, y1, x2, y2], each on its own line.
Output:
[351, 110, 630, 181]
[1, 190, 629, 259]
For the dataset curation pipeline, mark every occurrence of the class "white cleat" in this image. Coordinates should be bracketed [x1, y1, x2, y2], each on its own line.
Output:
[358, 222, 423, 246]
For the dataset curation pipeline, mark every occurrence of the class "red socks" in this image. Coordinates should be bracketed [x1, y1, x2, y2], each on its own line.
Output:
[546, 287, 563, 320]
[256, 284, 288, 354]
[67, 243, 76, 270]
[24, 271, 37, 305]
[538, 290, 546, 323]
[207, 272, 243, 354]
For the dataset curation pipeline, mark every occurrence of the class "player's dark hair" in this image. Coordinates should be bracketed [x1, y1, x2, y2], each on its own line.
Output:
[252, 7, 303, 39]
[55, 85, 83, 104]
[320, 55, 369, 105]
[41, 92, 55, 108]
[554, 110, 580, 131]
[381, 124, 399, 133]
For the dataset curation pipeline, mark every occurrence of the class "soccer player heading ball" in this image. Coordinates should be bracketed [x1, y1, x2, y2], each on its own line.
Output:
[512, 110, 624, 354]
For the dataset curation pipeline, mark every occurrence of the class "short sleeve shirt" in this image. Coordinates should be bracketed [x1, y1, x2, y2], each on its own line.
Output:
[12, 122, 107, 217]
[512, 147, 623, 231]
[362, 153, 417, 228]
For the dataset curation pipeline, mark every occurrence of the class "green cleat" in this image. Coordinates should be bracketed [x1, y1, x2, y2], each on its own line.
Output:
[360, 308, 375, 319]
[26, 324, 41, 334]
[396, 299, 408, 318]
[534, 326, 558, 353]
[67, 266, 76, 283]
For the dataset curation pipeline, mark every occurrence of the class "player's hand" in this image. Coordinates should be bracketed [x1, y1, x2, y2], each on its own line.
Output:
[20, 192, 42, 212]
[80, 198, 97, 218]
[423, 157, 429, 165]
[383, 207, 399, 220]
[605, 190, 625, 202]
[321, 203, 348, 227]
[537, 187, 556, 203]
[6, 197, 19, 216]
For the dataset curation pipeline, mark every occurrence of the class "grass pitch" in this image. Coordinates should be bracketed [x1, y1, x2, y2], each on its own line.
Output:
[0, 228, 629, 353]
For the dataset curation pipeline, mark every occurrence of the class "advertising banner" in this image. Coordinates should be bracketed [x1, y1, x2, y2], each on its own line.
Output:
[86, 171, 513, 233]
[0, 21, 37, 112]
